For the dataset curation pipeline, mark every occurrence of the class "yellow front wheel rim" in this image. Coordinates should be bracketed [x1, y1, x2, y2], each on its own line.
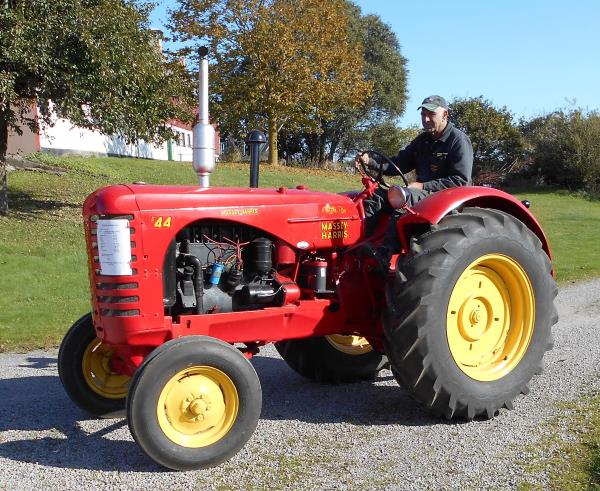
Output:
[325, 335, 373, 355]
[446, 254, 535, 382]
[157, 366, 239, 448]
[82, 339, 130, 399]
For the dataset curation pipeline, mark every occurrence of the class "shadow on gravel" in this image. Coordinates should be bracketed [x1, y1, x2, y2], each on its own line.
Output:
[19, 356, 58, 369]
[0, 373, 162, 472]
[253, 355, 443, 427]
[0, 352, 448, 472]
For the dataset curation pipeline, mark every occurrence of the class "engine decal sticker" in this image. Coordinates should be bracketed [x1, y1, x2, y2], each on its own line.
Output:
[321, 204, 347, 215]
[321, 220, 349, 239]
[221, 208, 259, 216]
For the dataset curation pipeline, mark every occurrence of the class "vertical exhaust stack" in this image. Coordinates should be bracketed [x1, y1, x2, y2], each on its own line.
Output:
[193, 46, 216, 187]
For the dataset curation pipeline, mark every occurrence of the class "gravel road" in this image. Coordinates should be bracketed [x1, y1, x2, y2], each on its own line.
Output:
[1, 278, 599, 490]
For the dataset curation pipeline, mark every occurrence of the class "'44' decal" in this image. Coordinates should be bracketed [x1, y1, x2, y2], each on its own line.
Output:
[151, 216, 172, 228]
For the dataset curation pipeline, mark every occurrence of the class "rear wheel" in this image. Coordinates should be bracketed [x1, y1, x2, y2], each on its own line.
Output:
[275, 335, 388, 384]
[58, 313, 129, 418]
[384, 208, 558, 419]
[126, 336, 262, 470]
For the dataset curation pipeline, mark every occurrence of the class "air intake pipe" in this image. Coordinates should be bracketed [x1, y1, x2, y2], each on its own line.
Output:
[247, 129, 266, 188]
[192, 46, 216, 188]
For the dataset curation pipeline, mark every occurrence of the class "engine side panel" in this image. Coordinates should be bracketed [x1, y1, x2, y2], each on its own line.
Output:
[82, 184, 382, 359]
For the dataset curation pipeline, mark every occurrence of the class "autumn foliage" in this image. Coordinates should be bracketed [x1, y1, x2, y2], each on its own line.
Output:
[171, 0, 373, 165]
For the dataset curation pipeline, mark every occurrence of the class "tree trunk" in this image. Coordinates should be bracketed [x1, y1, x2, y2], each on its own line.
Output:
[268, 115, 278, 166]
[0, 113, 8, 216]
[327, 136, 339, 163]
[305, 134, 318, 164]
[318, 133, 326, 166]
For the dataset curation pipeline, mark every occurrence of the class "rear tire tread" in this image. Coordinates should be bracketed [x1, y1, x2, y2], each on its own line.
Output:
[384, 208, 558, 420]
[275, 336, 387, 384]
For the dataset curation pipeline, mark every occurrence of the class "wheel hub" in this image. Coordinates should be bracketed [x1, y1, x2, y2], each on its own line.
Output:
[182, 393, 214, 422]
[82, 339, 130, 399]
[458, 296, 492, 341]
[157, 366, 238, 447]
[447, 254, 535, 381]
[325, 334, 373, 355]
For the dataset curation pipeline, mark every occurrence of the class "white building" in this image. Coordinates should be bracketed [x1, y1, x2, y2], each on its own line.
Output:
[7, 102, 219, 162]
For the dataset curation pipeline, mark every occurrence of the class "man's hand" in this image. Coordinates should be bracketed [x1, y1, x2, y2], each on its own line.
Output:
[408, 181, 424, 190]
[355, 152, 370, 168]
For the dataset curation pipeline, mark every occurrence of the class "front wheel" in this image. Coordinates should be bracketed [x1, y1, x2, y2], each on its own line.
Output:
[126, 336, 262, 471]
[275, 335, 388, 384]
[384, 208, 558, 419]
[58, 313, 130, 418]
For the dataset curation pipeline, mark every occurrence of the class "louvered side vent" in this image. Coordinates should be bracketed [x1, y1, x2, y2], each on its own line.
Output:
[90, 215, 141, 317]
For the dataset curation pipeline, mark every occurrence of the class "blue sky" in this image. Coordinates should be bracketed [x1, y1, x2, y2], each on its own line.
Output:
[150, 0, 600, 127]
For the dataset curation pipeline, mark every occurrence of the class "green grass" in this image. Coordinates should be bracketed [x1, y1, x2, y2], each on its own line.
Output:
[2, 154, 600, 350]
[519, 389, 600, 490]
[510, 187, 600, 284]
[0, 153, 599, 487]
[0, 154, 358, 351]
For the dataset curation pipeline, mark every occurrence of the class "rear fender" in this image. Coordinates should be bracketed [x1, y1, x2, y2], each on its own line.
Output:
[397, 186, 552, 259]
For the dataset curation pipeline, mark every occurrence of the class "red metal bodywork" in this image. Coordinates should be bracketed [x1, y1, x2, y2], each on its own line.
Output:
[395, 186, 551, 257]
[82, 182, 551, 375]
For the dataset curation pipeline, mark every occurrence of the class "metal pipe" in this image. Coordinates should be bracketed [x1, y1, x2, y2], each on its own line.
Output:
[198, 55, 209, 124]
[192, 46, 216, 188]
[246, 130, 266, 188]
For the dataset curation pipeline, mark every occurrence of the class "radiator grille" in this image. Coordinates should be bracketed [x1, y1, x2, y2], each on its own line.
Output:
[89, 215, 141, 317]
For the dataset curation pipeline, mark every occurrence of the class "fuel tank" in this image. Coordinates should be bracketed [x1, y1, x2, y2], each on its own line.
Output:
[84, 183, 363, 252]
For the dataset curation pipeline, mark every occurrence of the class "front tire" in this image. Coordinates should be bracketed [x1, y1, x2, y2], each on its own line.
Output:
[384, 208, 558, 419]
[58, 313, 130, 418]
[275, 335, 388, 384]
[126, 336, 262, 471]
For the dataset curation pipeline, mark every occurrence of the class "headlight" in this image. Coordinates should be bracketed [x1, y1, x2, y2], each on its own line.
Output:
[388, 186, 407, 209]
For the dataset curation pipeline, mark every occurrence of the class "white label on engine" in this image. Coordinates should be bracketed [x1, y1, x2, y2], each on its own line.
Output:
[97, 219, 132, 276]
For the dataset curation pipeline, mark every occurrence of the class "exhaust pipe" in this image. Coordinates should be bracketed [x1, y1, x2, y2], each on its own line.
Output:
[192, 46, 216, 188]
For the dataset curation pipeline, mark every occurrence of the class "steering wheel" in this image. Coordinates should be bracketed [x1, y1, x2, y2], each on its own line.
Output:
[356, 149, 409, 189]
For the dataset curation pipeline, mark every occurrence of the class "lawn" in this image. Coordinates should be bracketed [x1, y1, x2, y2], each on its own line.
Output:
[2, 153, 600, 351]
[0, 153, 599, 487]
[509, 188, 600, 284]
[0, 154, 358, 351]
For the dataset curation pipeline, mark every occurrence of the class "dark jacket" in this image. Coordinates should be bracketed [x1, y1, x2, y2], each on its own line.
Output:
[380, 122, 473, 192]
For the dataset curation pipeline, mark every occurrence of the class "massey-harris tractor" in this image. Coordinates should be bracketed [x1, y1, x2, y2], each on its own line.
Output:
[58, 49, 558, 471]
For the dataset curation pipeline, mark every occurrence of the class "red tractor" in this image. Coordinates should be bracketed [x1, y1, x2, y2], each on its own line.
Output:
[58, 51, 557, 471]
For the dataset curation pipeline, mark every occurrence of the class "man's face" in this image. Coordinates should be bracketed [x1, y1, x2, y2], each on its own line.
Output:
[421, 107, 448, 136]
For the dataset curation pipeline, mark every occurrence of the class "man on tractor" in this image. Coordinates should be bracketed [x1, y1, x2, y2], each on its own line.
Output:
[355, 95, 474, 265]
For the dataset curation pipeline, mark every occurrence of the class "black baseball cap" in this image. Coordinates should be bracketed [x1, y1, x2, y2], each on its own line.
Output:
[418, 95, 448, 112]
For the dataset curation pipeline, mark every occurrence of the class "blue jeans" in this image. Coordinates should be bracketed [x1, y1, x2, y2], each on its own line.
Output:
[363, 187, 431, 254]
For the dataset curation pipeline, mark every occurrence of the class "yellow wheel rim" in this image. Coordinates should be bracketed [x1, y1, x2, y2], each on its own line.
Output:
[325, 335, 373, 355]
[157, 366, 239, 448]
[82, 339, 130, 399]
[446, 254, 535, 382]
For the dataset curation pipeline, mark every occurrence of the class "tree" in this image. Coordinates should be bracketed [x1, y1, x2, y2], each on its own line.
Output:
[335, 121, 419, 163]
[301, 3, 408, 165]
[449, 96, 523, 176]
[0, 0, 195, 214]
[365, 122, 419, 159]
[170, 0, 372, 165]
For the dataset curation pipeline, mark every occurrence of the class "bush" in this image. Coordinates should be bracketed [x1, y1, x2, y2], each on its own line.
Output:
[524, 110, 600, 193]
[450, 96, 524, 177]
[219, 142, 244, 163]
